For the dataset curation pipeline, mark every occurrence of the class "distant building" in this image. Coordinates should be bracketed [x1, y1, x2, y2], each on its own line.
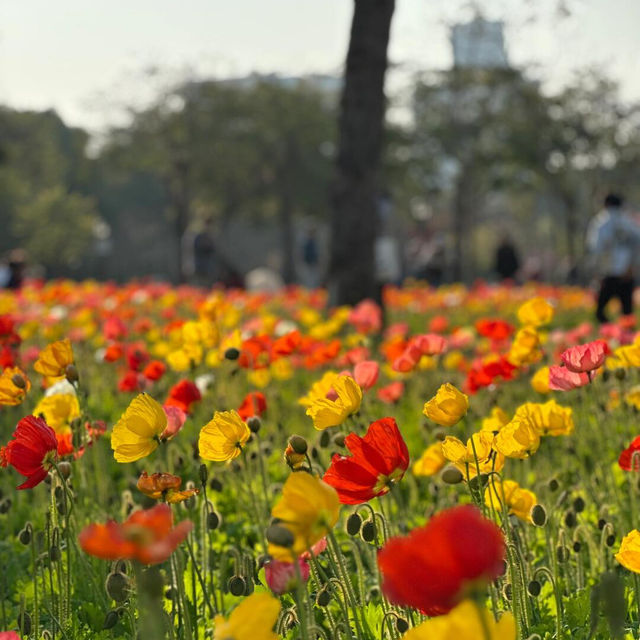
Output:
[451, 17, 509, 70]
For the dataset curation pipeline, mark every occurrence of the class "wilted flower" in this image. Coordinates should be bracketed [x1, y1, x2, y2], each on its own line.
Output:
[137, 471, 198, 504]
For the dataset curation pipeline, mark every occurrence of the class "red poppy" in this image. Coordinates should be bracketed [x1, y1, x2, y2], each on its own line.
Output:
[143, 359, 167, 381]
[323, 417, 409, 504]
[377, 381, 404, 404]
[125, 342, 150, 371]
[475, 318, 514, 342]
[348, 300, 382, 334]
[103, 342, 124, 362]
[118, 370, 143, 392]
[78, 503, 193, 565]
[619, 436, 640, 471]
[237, 391, 267, 421]
[378, 505, 505, 616]
[271, 330, 301, 357]
[0, 415, 58, 489]
[165, 379, 202, 414]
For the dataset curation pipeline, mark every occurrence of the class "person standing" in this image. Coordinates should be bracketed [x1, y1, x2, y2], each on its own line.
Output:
[587, 193, 640, 322]
[494, 234, 520, 281]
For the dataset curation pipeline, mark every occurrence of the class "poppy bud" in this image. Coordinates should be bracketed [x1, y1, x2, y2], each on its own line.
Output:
[333, 433, 346, 447]
[243, 578, 254, 596]
[0, 498, 10, 513]
[199, 464, 208, 485]
[369, 586, 380, 599]
[361, 520, 376, 542]
[206, 511, 221, 530]
[209, 477, 223, 492]
[396, 618, 409, 633]
[57, 461, 72, 479]
[433, 429, 447, 442]
[548, 478, 559, 492]
[11, 373, 26, 389]
[615, 368, 626, 381]
[531, 504, 547, 527]
[441, 466, 464, 485]
[564, 511, 576, 528]
[284, 444, 305, 470]
[556, 546, 568, 562]
[598, 518, 607, 530]
[288, 435, 307, 455]
[528, 580, 541, 597]
[319, 431, 331, 448]
[317, 588, 331, 607]
[573, 541, 582, 553]
[50, 545, 61, 562]
[105, 571, 129, 602]
[247, 416, 261, 433]
[18, 526, 31, 546]
[224, 347, 240, 361]
[228, 576, 246, 596]
[602, 369, 611, 382]
[18, 612, 32, 635]
[573, 496, 585, 513]
[65, 364, 79, 383]
[346, 512, 362, 536]
[606, 534, 616, 547]
[103, 610, 120, 630]
[266, 524, 294, 548]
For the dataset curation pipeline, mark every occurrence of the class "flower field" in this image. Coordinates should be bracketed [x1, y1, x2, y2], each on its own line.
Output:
[2, 280, 640, 639]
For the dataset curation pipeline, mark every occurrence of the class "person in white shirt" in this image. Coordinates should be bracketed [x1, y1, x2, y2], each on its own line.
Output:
[587, 194, 640, 322]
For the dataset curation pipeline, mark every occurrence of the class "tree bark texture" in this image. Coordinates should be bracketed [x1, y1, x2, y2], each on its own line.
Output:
[328, 0, 395, 305]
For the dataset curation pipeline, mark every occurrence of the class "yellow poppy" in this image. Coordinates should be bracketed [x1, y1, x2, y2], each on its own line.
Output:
[306, 375, 362, 430]
[517, 297, 554, 327]
[494, 418, 540, 459]
[34, 338, 74, 378]
[531, 366, 550, 393]
[508, 326, 541, 366]
[412, 442, 447, 477]
[616, 530, 640, 573]
[484, 479, 537, 523]
[298, 371, 339, 408]
[213, 592, 280, 640]
[198, 410, 250, 462]
[0, 367, 30, 406]
[402, 600, 515, 640]
[441, 431, 504, 478]
[33, 393, 81, 433]
[423, 383, 469, 427]
[269, 472, 340, 561]
[513, 400, 574, 437]
[614, 344, 640, 368]
[481, 407, 510, 433]
[111, 393, 167, 463]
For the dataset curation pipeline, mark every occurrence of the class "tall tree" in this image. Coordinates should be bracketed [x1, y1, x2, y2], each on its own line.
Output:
[328, 0, 395, 305]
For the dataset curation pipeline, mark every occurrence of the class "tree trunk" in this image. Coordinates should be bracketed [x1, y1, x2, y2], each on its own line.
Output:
[328, 0, 395, 305]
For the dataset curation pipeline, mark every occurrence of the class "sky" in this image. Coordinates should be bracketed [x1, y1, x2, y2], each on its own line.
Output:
[1, 0, 639, 133]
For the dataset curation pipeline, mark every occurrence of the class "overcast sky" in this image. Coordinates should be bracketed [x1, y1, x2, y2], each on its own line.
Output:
[1, 0, 639, 132]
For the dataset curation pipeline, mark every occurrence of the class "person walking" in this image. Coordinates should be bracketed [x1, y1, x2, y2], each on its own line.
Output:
[587, 193, 640, 322]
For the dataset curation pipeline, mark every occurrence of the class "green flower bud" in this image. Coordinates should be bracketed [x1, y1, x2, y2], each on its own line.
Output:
[346, 512, 362, 536]
[228, 576, 246, 596]
[265, 524, 294, 548]
[441, 466, 464, 485]
[531, 504, 547, 527]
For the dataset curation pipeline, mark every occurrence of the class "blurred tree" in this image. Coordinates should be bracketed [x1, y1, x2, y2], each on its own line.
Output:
[328, 0, 395, 305]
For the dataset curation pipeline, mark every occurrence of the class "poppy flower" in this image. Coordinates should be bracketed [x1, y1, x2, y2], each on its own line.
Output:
[213, 592, 280, 640]
[269, 472, 340, 561]
[353, 360, 379, 390]
[78, 503, 192, 565]
[0, 415, 58, 489]
[513, 400, 574, 436]
[0, 632, 21, 640]
[494, 419, 540, 459]
[441, 431, 504, 478]
[264, 556, 310, 595]
[0, 367, 30, 406]
[111, 393, 167, 463]
[34, 338, 74, 378]
[377, 505, 506, 616]
[560, 340, 607, 373]
[33, 393, 81, 432]
[161, 405, 187, 439]
[412, 442, 446, 477]
[118, 370, 143, 392]
[198, 410, 250, 462]
[143, 360, 167, 381]
[237, 391, 267, 421]
[323, 417, 409, 504]
[517, 297, 554, 327]
[484, 479, 537, 523]
[165, 379, 202, 414]
[475, 318, 514, 342]
[548, 366, 590, 391]
[619, 436, 640, 471]
[137, 471, 198, 504]
[306, 375, 362, 430]
[531, 366, 550, 393]
[423, 383, 469, 427]
[377, 381, 404, 404]
[402, 599, 515, 640]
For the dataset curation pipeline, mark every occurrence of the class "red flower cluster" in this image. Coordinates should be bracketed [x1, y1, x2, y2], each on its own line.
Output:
[323, 417, 409, 504]
[0, 415, 58, 489]
[378, 505, 505, 615]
